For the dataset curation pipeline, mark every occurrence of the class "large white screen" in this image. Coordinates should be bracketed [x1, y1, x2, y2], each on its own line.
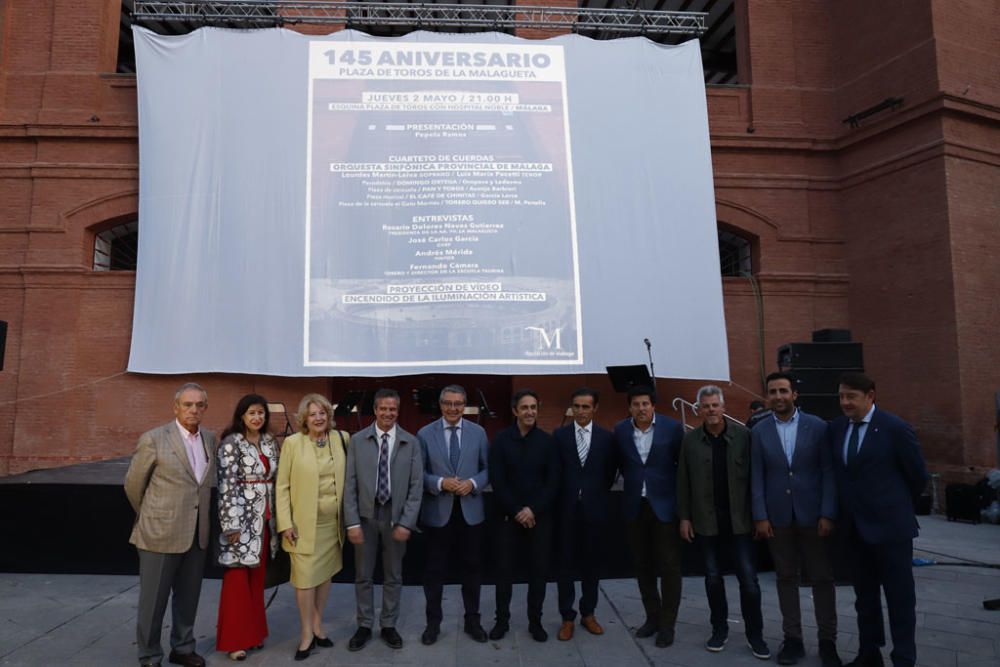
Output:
[129, 27, 729, 379]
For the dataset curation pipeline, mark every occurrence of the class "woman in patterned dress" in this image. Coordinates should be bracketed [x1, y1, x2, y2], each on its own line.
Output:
[215, 394, 279, 661]
[276, 394, 349, 661]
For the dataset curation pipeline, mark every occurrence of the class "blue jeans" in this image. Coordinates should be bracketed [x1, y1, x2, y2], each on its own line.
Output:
[697, 530, 763, 639]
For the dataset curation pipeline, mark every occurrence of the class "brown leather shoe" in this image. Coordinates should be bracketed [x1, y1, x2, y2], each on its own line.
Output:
[580, 615, 604, 635]
[168, 651, 206, 667]
[557, 620, 575, 641]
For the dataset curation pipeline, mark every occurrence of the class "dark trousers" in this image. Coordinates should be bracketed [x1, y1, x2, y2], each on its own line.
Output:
[557, 500, 606, 621]
[624, 499, 682, 631]
[136, 541, 206, 665]
[697, 527, 763, 639]
[423, 498, 485, 626]
[848, 530, 917, 667]
[494, 513, 552, 624]
[768, 525, 837, 642]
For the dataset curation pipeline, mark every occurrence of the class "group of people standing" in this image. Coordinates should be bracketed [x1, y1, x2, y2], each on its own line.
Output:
[124, 371, 928, 667]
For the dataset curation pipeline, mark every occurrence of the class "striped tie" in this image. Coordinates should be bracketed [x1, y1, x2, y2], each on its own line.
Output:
[376, 432, 390, 505]
[577, 427, 589, 466]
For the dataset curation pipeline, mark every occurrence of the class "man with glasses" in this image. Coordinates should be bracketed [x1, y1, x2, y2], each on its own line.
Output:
[417, 385, 490, 645]
[832, 373, 928, 667]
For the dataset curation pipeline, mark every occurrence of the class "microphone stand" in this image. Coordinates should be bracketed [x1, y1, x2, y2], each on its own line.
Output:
[644, 338, 657, 397]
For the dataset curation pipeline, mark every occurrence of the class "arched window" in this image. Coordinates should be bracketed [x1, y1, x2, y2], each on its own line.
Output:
[718, 228, 752, 276]
[93, 220, 138, 271]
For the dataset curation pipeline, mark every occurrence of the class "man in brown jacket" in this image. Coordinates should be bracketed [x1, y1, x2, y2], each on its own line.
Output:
[124, 383, 216, 667]
[678, 385, 769, 661]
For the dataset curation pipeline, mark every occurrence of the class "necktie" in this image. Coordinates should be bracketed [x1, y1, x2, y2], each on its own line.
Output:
[376, 432, 390, 504]
[846, 421, 861, 466]
[447, 425, 460, 471]
[576, 427, 589, 466]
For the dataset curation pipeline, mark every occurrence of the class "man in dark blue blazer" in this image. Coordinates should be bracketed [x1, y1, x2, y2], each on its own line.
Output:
[751, 372, 840, 666]
[553, 388, 618, 641]
[613, 385, 685, 649]
[831, 373, 929, 667]
[417, 385, 490, 645]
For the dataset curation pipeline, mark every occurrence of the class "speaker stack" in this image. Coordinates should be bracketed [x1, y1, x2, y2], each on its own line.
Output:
[777, 329, 863, 420]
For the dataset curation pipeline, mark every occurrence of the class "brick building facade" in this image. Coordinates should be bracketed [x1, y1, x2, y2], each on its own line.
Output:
[1, 1, 997, 481]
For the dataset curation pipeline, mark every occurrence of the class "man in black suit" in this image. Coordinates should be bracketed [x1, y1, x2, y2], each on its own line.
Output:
[553, 388, 618, 641]
[488, 389, 560, 642]
[831, 373, 929, 667]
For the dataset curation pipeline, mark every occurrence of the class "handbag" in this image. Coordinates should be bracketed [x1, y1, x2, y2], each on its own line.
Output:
[264, 544, 291, 588]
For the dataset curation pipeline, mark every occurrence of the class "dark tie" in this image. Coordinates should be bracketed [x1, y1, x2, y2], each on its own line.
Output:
[846, 421, 861, 466]
[447, 425, 460, 471]
[376, 432, 390, 505]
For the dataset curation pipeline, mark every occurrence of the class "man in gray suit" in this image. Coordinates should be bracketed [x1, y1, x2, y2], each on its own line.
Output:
[417, 384, 490, 645]
[344, 388, 424, 651]
[751, 372, 840, 667]
[124, 383, 216, 667]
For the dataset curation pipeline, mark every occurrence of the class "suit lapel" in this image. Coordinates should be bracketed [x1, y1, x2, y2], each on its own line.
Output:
[789, 418, 808, 468]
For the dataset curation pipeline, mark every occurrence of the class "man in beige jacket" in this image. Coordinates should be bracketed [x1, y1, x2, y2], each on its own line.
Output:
[124, 383, 216, 667]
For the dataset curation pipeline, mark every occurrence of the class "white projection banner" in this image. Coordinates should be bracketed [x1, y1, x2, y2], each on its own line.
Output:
[129, 27, 730, 379]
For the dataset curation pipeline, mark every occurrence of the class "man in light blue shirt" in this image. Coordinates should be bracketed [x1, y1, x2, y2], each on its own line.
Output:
[751, 372, 838, 666]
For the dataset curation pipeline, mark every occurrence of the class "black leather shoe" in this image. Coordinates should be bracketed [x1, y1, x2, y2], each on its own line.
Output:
[655, 628, 675, 647]
[488, 621, 509, 640]
[634, 619, 658, 638]
[528, 622, 548, 642]
[421, 625, 440, 645]
[168, 651, 206, 667]
[844, 651, 883, 667]
[778, 639, 805, 665]
[347, 627, 372, 652]
[313, 634, 333, 648]
[464, 622, 488, 643]
[381, 627, 403, 649]
[293, 638, 315, 661]
[819, 639, 843, 667]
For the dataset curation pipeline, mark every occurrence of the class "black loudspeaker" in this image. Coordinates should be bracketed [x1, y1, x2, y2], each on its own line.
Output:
[778, 342, 863, 370]
[0, 320, 6, 371]
[812, 328, 852, 343]
[795, 394, 841, 421]
[788, 368, 845, 395]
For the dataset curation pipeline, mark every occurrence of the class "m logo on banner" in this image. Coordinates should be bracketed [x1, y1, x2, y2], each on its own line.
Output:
[526, 326, 563, 350]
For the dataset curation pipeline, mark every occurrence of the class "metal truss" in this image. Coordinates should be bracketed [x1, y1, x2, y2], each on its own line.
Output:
[132, 2, 707, 36]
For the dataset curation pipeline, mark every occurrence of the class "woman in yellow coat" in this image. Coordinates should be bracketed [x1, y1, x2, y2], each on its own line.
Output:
[275, 393, 349, 661]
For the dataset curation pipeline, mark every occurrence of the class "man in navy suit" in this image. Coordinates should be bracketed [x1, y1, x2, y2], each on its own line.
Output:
[751, 372, 840, 666]
[417, 385, 490, 645]
[831, 373, 928, 667]
[613, 385, 685, 649]
[553, 388, 618, 641]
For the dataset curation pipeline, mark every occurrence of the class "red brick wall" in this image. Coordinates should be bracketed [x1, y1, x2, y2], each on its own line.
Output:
[1, 0, 998, 478]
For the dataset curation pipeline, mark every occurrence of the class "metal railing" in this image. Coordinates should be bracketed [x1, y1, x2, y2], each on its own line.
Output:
[671, 396, 746, 431]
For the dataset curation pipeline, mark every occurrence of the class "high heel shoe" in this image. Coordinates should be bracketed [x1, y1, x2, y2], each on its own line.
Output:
[313, 634, 334, 648]
[293, 638, 315, 661]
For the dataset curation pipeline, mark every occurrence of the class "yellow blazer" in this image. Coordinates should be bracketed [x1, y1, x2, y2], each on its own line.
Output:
[275, 430, 347, 555]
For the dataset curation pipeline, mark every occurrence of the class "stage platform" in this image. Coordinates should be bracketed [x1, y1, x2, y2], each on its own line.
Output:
[1, 456, 723, 581]
[0, 516, 997, 666]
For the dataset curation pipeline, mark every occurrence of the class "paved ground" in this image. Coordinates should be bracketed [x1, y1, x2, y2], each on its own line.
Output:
[1, 515, 998, 666]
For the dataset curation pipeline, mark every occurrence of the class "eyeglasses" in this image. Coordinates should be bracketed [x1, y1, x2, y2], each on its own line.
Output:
[440, 401, 466, 408]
